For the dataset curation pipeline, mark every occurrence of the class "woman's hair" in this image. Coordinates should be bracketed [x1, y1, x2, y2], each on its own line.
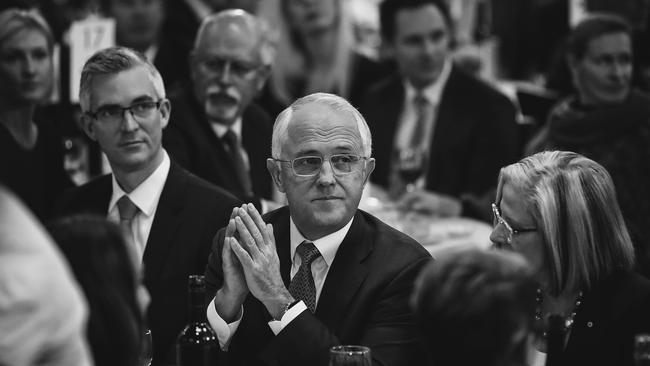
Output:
[0, 8, 54, 52]
[48, 214, 144, 366]
[412, 249, 537, 366]
[567, 13, 631, 61]
[258, 0, 356, 105]
[496, 151, 635, 296]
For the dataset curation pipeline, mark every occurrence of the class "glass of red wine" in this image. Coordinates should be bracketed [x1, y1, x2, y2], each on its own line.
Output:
[397, 148, 426, 193]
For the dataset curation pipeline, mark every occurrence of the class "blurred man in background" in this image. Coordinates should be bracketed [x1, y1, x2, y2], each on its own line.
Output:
[360, 0, 519, 222]
[164, 10, 275, 208]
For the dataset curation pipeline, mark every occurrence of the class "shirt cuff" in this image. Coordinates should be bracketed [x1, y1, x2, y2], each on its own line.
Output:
[206, 298, 242, 350]
[267, 300, 307, 335]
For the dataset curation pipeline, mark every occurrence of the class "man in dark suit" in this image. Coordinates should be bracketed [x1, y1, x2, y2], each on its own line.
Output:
[163, 10, 275, 208]
[204, 93, 431, 366]
[100, 0, 190, 88]
[360, 0, 519, 221]
[55, 47, 241, 364]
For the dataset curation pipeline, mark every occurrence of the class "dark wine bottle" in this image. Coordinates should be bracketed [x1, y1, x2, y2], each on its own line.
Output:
[176, 275, 218, 366]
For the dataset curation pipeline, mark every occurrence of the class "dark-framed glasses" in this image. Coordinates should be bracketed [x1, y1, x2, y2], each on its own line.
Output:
[194, 55, 262, 79]
[274, 154, 369, 177]
[491, 203, 537, 244]
[87, 99, 164, 125]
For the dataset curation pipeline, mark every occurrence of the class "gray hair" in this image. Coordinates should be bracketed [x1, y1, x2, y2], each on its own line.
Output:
[271, 92, 372, 159]
[193, 9, 275, 66]
[79, 46, 165, 112]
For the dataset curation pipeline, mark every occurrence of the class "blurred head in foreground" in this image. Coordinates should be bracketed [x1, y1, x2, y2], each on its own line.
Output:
[412, 248, 537, 366]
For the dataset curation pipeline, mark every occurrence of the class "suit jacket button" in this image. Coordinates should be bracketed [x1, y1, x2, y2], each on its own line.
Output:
[587, 321, 594, 328]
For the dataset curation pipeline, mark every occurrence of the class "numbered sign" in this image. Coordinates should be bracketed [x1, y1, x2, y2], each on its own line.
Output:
[68, 16, 115, 104]
[570, 0, 589, 26]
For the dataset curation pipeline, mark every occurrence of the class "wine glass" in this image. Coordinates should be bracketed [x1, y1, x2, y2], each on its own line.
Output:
[139, 328, 153, 366]
[635, 334, 650, 366]
[397, 148, 426, 193]
[329, 345, 371, 366]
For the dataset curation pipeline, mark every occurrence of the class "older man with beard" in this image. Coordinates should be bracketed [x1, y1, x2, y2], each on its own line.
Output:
[163, 9, 276, 209]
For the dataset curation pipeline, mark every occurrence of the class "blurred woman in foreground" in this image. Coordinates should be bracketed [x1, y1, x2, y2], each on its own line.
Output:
[490, 151, 650, 366]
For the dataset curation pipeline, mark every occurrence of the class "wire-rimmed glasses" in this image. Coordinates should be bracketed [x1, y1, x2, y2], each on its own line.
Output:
[491, 203, 537, 244]
[274, 154, 369, 177]
[86, 99, 164, 125]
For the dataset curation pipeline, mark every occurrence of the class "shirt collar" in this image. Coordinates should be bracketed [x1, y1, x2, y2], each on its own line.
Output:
[288, 216, 355, 267]
[404, 59, 452, 105]
[211, 118, 243, 140]
[108, 150, 171, 217]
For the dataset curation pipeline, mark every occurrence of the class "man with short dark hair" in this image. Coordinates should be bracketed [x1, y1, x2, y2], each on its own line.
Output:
[163, 9, 275, 208]
[56, 46, 241, 363]
[361, 0, 519, 221]
[205, 92, 431, 366]
[101, 0, 189, 88]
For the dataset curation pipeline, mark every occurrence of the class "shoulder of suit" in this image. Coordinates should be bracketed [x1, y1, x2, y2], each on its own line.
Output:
[243, 103, 273, 129]
[448, 66, 513, 104]
[357, 209, 431, 258]
[55, 174, 111, 215]
[174, 164, 241, 204]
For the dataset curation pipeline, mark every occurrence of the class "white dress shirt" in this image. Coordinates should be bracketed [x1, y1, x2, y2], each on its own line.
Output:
[207, 215, 355, 349]
[107, 150, 171, 263]
[395, 59, 452, 152]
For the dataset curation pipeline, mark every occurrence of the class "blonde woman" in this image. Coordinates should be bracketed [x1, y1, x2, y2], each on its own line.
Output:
[257, 0, 390, 115]
[490, 151, 650, 366]
[0, 8, 72, 220]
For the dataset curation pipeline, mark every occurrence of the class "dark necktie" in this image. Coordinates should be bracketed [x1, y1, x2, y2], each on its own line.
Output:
[288, 241, 322, 313]
[116, 195, 139, 247]
[410, 93, 429, 149]
[222, 129, 253, 197]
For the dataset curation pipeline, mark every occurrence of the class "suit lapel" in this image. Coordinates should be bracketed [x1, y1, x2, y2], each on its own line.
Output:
[315, 211, 372, 333]
[143, 162, 186, 285]
[271, 209, 292, 286]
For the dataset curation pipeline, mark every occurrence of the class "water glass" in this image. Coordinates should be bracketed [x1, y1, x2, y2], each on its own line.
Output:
[329, 345, 371, 366]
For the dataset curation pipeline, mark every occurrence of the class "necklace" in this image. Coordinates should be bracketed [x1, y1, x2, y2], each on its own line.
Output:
[535, 288, 584, 337]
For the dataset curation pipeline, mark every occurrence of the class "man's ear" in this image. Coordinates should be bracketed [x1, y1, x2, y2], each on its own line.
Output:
[159, 98, 171, 129]
[266, 158, 286, 193]
[362, 158, 376, 186]
[255, 65, 271, 93]
[80, 114, 97, 141]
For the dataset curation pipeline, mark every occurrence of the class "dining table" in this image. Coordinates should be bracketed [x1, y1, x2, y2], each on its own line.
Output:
[359, 184, 493, 258]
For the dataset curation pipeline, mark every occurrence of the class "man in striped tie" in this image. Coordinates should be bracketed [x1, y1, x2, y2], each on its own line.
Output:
[55, 46, 241, 364]
[205, 92, 432, 366]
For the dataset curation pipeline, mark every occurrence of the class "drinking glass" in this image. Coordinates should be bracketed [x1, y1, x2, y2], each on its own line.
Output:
[139, 328, 153, 366]
[397, 148, 426, 193]
[329, 345, 371, 366]
[635, 333, 650, 366]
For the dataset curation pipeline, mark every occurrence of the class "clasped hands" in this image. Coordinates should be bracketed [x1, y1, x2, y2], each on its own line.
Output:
[215, 203, 293, 322]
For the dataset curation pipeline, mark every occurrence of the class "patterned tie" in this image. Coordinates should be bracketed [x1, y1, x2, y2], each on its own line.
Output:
[289, 241, 322, 313]
[410, 93, 429, 149]
[222, 129, 253, 197]
[116, 195, 139, 247]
